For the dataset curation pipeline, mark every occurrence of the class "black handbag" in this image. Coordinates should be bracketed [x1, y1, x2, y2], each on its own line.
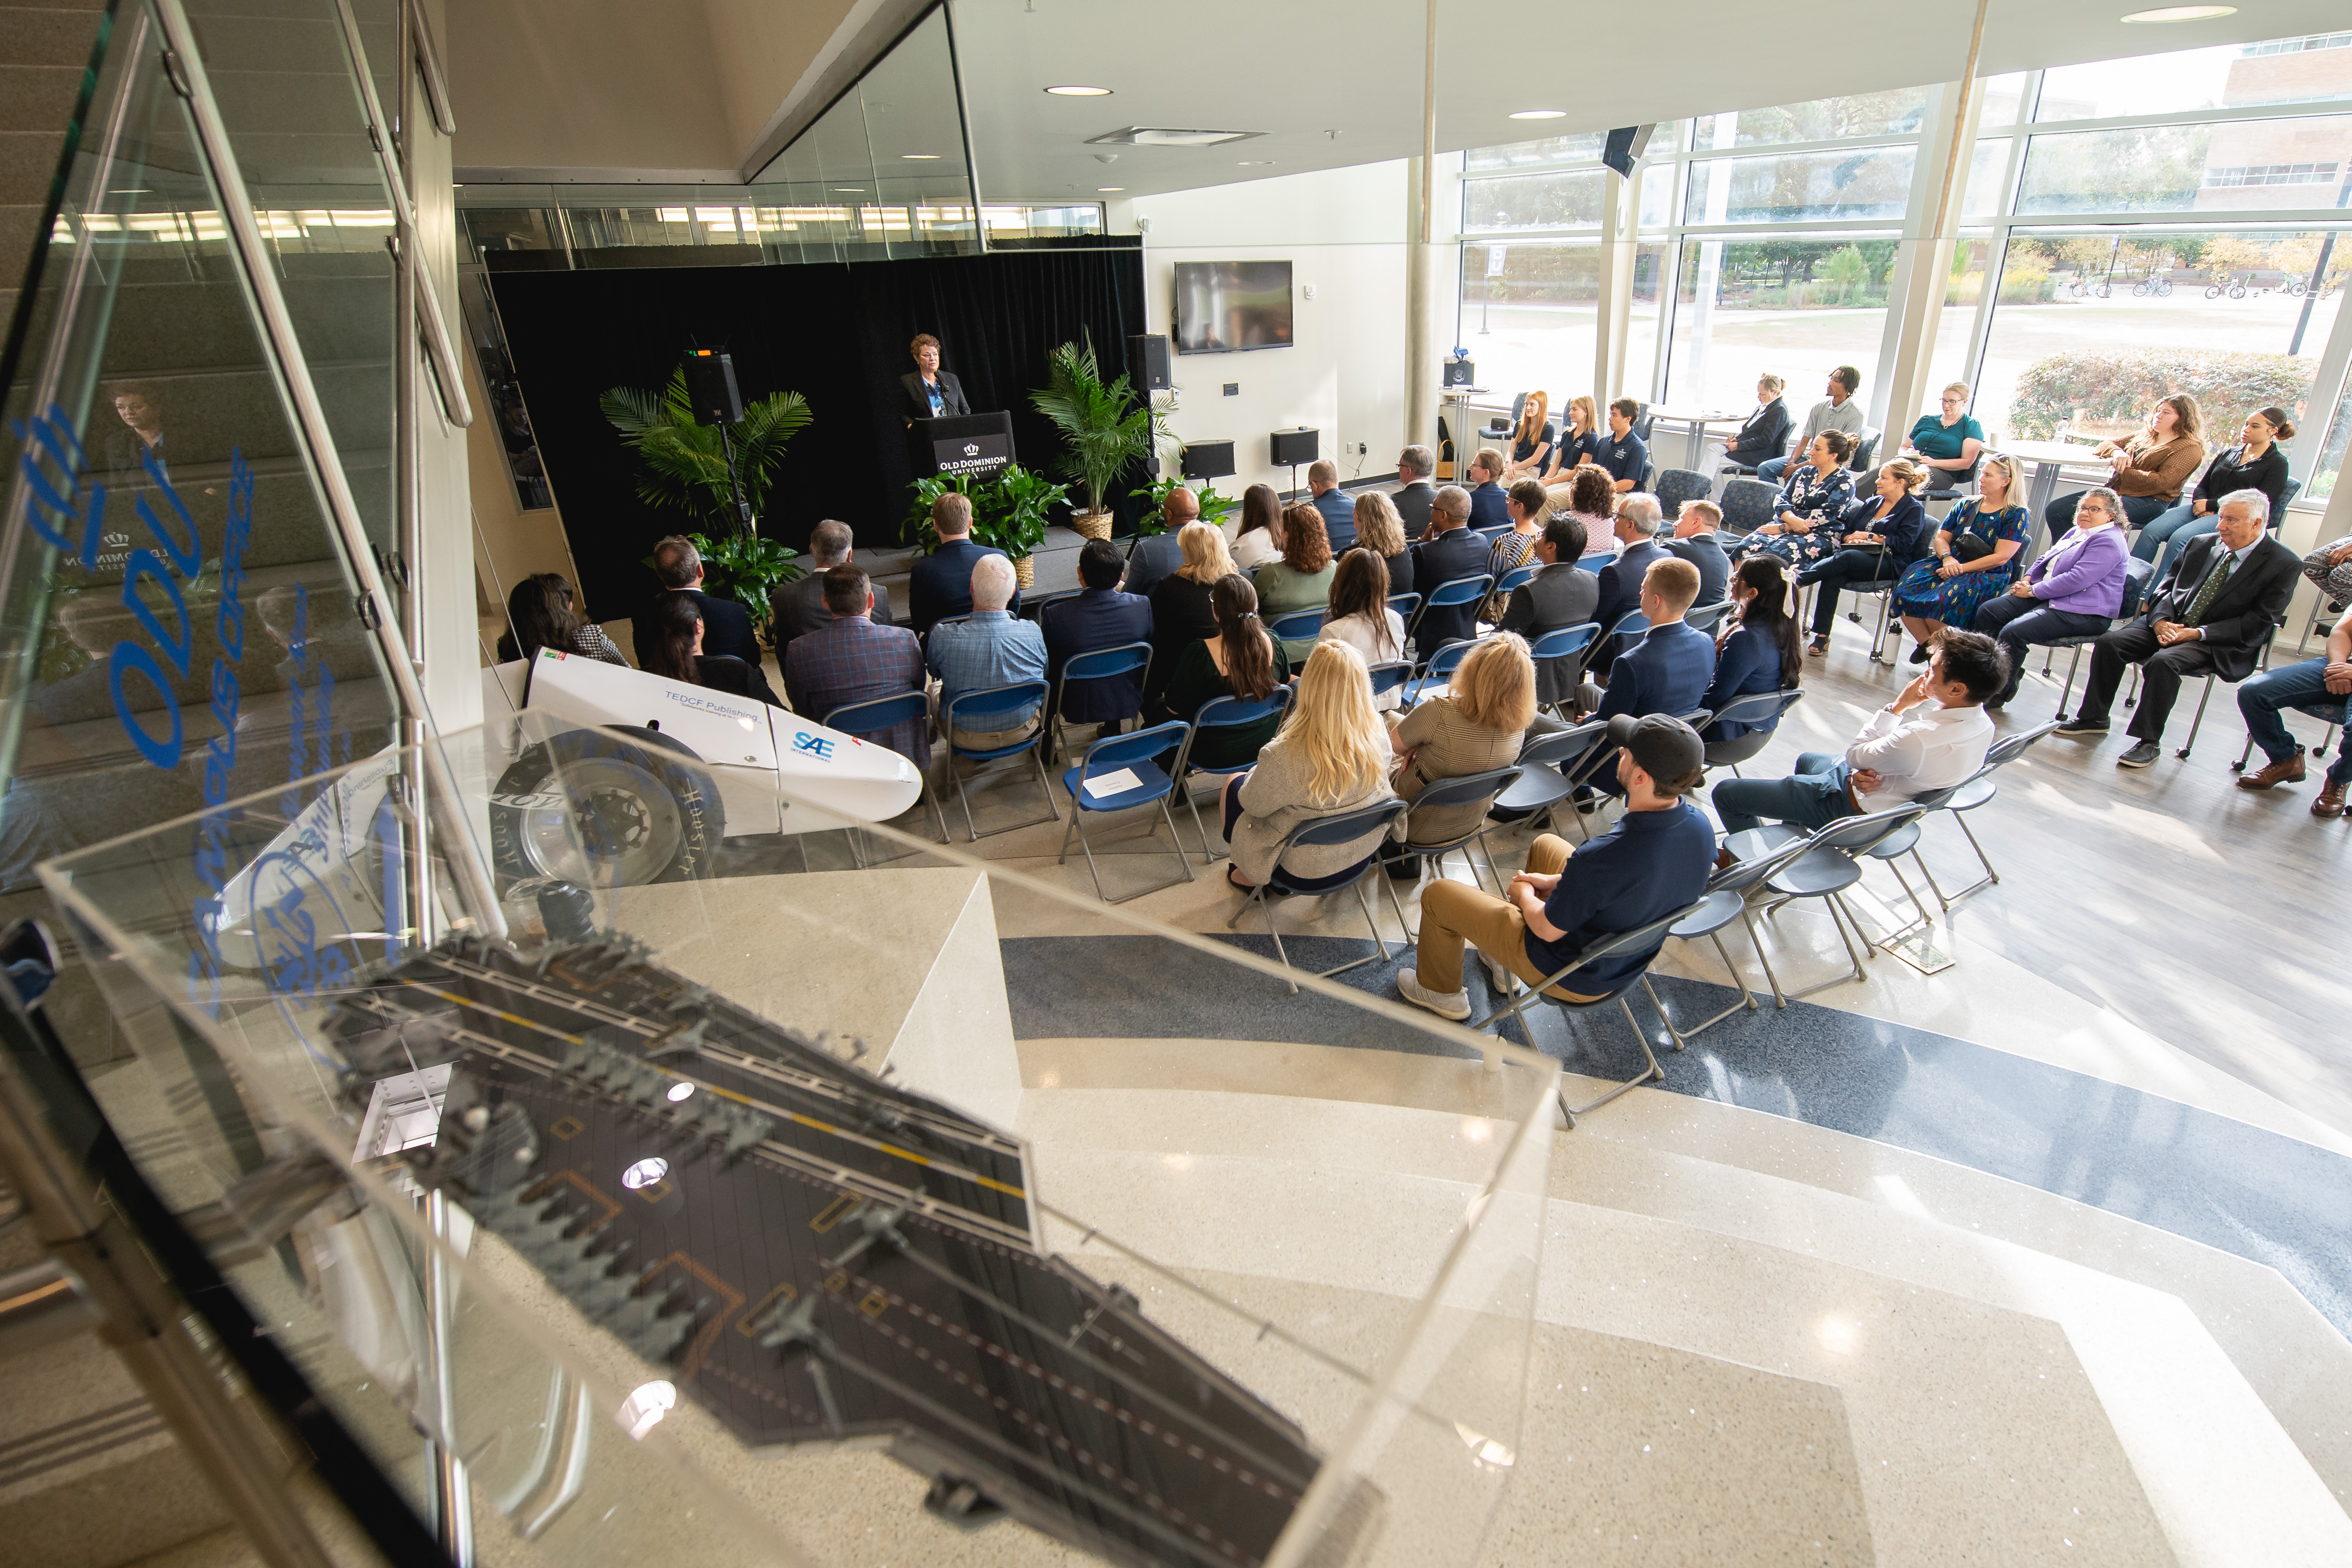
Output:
[1951, 531, 1995, 563]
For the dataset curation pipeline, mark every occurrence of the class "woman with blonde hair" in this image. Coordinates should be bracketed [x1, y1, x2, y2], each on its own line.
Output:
[1230, 481, 1285, 570]
[2044, 392, 2205, 541]
[1893, 450, 2032, 661]
[1716, 374, 1792, 474]
[1540, 394, 1604, 482]
[1218, 639, 1396, 889]
[1503, 390, 1554, 479]
[1145, 521, 1238, 706]
[1379, 633, 1535, 879]
[1350, 488, 1414, 597]
[1254, 504, 1337, 660]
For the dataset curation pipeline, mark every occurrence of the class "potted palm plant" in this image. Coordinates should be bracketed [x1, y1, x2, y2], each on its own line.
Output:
[1031, 339, 1161, 540]
[600, 368, 811, 534]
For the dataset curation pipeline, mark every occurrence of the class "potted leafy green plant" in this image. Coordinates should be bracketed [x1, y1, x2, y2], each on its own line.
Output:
[905, 465, 1071, 590]
[599, 368, 811, 535]
[684, 532, 805, 647]
[1031, 339, 1161, 541]
[1130, 475, 1239, 536]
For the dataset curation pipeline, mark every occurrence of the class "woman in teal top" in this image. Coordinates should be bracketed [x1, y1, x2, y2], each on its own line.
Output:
[1900, 381, 1986, 486]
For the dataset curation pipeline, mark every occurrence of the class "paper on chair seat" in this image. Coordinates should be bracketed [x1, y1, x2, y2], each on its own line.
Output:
[1083, 766, 1144, 798]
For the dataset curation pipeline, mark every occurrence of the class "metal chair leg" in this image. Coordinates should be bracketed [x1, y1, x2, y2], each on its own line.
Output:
[1740, 905, 1788, 1007]
[2058, 644, 2085, 716]
[1557, 995, 1670, 1126]
[2177, 674, 2215, 760]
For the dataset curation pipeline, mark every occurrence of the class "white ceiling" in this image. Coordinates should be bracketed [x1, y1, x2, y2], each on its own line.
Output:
[953, 0, 2352, 203]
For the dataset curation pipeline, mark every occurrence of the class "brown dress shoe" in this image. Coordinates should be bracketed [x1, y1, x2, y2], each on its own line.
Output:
[2237, 755, 2307, 791]
[2314, 780, 2348, 819]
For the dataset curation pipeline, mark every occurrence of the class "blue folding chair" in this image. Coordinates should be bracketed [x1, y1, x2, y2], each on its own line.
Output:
[1057, 720, 1196, 903]
[1528, 623, 1600, 717]
[1409, 573, 1493, 652]
[1699, 688, 1805, 775]
[1367, 660, 1413, 704]
[1049, 639, 1152, 764]
[821, 693, 948, 856]
[1650, 833, 1823, 1041]
[1682, 600, 1732, 638]
[941, 680, 1058, 842]
[1495, 563, 1537, 596]
[1402, 639, 1476, 704]
[1387, 592, 1422, 626]
[1228, 799, 1410, 994]
[1172, 686, 1294, 861]
[1266, 608, 1326, 645]
[1377, 765, 1524, 935]
[1487, 720, 1610, 840]
[1022, 588, 1083, 624]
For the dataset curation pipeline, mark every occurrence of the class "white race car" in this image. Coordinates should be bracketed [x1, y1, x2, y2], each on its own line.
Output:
[484, 649, 923, 888]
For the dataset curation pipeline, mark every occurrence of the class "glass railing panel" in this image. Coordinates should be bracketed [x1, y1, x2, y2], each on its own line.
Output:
[41, 699, 1559, 1567]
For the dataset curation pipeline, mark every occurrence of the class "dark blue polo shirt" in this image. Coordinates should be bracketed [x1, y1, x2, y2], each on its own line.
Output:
[1524, 801, 1714, 990]
[1595, 429, 1648, 486]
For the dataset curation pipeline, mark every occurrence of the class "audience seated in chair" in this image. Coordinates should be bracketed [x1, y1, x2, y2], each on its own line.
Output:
[1756, 366, 1864, 487]
[1124, 483, 1200, 600]
[773, 519, 895, 645]
[909, 494, 1019, 638]
[1798, 458, 1929, 654]
[1218, 640, 1396, 891]
[1318, 549, 1409, 712]
[1972, 485, 2130, 711]
[1499, 514, 1600, 709]
[1396, 714, 1715, 1022]
[1350, 489, 1414, 598]
[2236, 601, 2352, 816]
[1410, 485, 1490, 650]
[1145, 520, 1233, 708]
[1466, 447, 1511, 531]
[1589, 495, 1668, 678]
[1147, 571, 1291, 757]
[1484, 480, 1550, 615]
[1713, 630, 2003, 843]
[2055, 490, 2297, 769]
[1568, 559, 1715, 811]
[1589, 398, 1649, 495]
[2134, 406, 2294, 578]
[1892, 451, 2031, 666]
[2043, 395, 2205, 544]
[497, 571, 628, 666]
[1392, 445, 1439, 539]
[1230, 483, 1285, 571]
[1042, 538, 1154, 737]
[1713, 375, 1792, 476]
[1383, 633, 1536, 880]
[2301, 534, 2352, 619]
[784, 565, 928, 767]
[1555, 466, 1619, 557]
[1702, 556, 1804, 744]
[1539, 395, 1606, 486]
[1888, 381, 1985, 492]
[640, 590, 784, 708]
[1727, 430, 1856, 573]
[639, 534, 761, 666]
[1308, 459, 1358, 554]
[1664, 499, 1731, 609]
[928, 554, 1048, 777]
[1256, 505, 1338, 661]
[1503, 391, 1555, 481]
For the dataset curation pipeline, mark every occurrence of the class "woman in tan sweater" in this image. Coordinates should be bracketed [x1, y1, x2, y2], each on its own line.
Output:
[2044, 393, 2205, 541]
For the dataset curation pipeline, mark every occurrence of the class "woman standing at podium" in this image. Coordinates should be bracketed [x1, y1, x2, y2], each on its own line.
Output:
[900, 333, 970, 427]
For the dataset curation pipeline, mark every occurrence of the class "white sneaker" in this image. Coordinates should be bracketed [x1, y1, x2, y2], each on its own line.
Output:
[1397, 967, 1472, 1021]
[1483, 950, 1520, 998]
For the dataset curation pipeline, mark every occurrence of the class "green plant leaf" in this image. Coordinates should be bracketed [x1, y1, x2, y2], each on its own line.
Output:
[603, 367, 812, 535]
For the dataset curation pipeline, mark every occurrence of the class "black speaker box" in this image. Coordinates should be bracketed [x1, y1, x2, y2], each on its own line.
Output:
[1181, 440, 1236, 480]
[1269, 427, 1319, 467]
[682, 348, 745, 424]
[1129, 333, 1172, 391]
[1443, 358, 1476, 387]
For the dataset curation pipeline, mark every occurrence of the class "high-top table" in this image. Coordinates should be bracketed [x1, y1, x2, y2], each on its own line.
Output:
[2004, 438, 2114, 518]
[1647, 406, 1748, 471]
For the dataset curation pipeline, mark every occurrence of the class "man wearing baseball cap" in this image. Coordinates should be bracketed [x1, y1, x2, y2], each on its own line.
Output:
[1399, 713, 1715, 1019]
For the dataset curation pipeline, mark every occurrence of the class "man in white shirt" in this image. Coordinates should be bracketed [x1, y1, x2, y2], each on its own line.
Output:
[1757, 365, 1866, 487]
[1711, 629, 2004, 837]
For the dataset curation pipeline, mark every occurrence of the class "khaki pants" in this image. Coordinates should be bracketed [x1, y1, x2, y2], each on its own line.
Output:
[1414, 833, 1606, 1001]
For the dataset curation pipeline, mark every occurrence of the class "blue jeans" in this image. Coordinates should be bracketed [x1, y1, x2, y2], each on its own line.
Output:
[2237, 658, 2352, 783]
[1712, 751, 1857, 837]
[1755, 455, 1791, 486]
[2134, 502, 2228, 579]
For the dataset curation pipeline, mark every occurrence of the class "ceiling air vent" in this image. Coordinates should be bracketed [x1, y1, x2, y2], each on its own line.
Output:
[1084, 127, 1264, 148]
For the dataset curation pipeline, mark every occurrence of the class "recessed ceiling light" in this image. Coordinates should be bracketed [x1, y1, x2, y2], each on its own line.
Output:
[2120, 3, 2234, 17]
[1238, 160, 1273, 167]
[1045, 85, 1112, 97]
[1087, 126, 1262, 148]
[1509, 110, 1567, 120]
[835, 187, 865, 193]
[901, 153, 941, 160]
[1098, 187, 1124, 192]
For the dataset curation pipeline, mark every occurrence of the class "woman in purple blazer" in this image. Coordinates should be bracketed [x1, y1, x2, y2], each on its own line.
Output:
[1971, 486, 2131, 710]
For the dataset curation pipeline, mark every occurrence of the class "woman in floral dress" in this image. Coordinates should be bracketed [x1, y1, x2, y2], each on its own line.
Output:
[1892, 451, 2031, 665]
[1728, 430, 1857, 571]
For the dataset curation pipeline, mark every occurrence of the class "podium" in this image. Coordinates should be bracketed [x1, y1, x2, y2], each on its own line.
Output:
[909, 412, 1016, 483]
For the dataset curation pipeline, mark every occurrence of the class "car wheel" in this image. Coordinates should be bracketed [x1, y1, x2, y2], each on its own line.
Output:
[489, 729, 722, 890]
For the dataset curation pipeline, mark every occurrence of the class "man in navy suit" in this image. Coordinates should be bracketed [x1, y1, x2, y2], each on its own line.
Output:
[1465, 447, 1510, 531]
[1410, 485, 1491, 652]
[909, 491, 1018, 639]
[1308, 460, 1357, 554]
[1042, 538, 1155, 738]
[772, 519, 894, 646]
[1579, 557, 1715, 796]
[1588, 496, 1667, 679]
[639, 535, 760, 666]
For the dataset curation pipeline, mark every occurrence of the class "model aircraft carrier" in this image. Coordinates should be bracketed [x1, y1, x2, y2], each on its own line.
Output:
[327, 927, 1363, 1568]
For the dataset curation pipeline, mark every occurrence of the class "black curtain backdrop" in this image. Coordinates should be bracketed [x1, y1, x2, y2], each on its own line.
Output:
[490, 248, 1146, 628]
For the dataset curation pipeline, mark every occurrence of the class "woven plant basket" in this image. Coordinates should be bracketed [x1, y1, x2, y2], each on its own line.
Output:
[1014, 555, 1036, 591]
[1072, 510, 1115, 541]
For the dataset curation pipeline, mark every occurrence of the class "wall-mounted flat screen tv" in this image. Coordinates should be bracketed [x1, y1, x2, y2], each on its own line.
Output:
[1172, 260, 1293, 353]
